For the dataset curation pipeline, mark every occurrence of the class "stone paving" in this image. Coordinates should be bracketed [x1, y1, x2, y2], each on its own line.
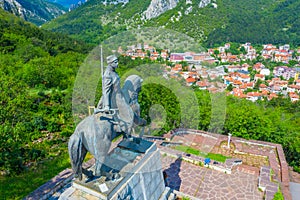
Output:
[162, 156, 264, 200]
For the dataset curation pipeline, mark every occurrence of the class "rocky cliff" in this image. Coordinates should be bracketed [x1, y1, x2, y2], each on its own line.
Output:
[199, 0, 211, 8]
[0, 0, 66, 26]
[142, 0, 179, 20]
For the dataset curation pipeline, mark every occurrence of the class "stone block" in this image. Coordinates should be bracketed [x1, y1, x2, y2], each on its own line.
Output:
[69, 139, 165, 200]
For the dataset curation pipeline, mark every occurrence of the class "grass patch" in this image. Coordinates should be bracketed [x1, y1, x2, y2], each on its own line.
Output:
[174, 145, 206, 157]
[173, 145, 229, 163]
[207, 153, 228, 163]
[0, 153, 71, 199]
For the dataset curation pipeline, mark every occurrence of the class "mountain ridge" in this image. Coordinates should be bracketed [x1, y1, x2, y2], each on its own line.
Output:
[42, 0, 300, 47]
[0, 0, 66, 25]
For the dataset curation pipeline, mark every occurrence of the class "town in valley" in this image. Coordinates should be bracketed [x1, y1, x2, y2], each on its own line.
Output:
[117, 42, 300, 102]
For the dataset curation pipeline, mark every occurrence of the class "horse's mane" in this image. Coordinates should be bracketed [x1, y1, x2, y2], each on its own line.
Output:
[122, 75, 143, 104]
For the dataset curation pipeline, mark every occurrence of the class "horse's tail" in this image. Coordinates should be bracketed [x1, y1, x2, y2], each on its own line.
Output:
[68, 130, 84, 180]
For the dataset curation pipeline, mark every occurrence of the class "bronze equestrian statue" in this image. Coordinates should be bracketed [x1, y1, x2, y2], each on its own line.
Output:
[68, 57, 146, 181]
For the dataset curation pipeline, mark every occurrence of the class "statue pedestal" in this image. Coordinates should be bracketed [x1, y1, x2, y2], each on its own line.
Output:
[72, 139, 168, 200]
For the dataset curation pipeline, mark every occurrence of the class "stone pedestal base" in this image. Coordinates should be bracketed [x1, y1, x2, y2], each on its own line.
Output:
[71, 139, 169, 200]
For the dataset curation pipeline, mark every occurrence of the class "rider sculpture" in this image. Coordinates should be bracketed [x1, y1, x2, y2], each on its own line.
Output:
[68, 55, 146, 181]
[97, 55, 143, 137]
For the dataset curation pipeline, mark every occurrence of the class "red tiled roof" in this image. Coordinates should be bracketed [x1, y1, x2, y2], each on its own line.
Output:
[255, 74, 265, 78]
[247, 82, 254, 87]
[289, 93, 299, 99]
[268, 93, 278, 100]
[240, 84, 247, 89]
[247, 92, 261, 97]
[288, 85, 300, 89]
[186, 77, 196, 83]
[233, 80, 243, 85]
[260, 84, 267, 88]
[197, 81, 208, 87]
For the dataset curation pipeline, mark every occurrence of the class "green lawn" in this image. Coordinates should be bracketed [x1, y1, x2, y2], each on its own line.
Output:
[206, 153, 228, 163]
[174, 145, 229, 163]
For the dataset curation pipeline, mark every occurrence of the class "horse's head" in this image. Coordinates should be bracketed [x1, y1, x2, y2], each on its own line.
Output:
[122, 75, 143, 105]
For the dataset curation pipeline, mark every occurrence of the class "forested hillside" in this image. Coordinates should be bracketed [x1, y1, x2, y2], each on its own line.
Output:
[0, 8, 91, 198]
[43, 0, 300, 46]
[43, 0, 150, 44]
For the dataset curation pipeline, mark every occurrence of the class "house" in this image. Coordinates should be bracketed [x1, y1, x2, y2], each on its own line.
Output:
[186, 76, 196, 86]
[231, 88, 247, 98]
[287, 85, 300, 93]
[260, 68, 271, 76]
[239, 84, 247, 91]
[160, 50, 169, 60]
[289, 92, 299, 102]
[224, 76, 234, 85]
[233, 80, 243, 88]
[207, 87, 218, 93]
[241, 63, 250, 71]
[270, 85, 281, 94]
[193, 53, 207, 62]
[244, 48, 257, 60]
[188, 71, 199, 79]
[170, 53, 184, 62]
[225, 43, 231, 49]
[227, 65, 240, 72]
[279, 44, 290, 51]
[197, 81, 209, 90]
[273, 66, 296, 80]
[254, 74, 265, 82]
[247, 82, 255, 89]
[238, 74, 251, 83]
[262, 44, 277, 59]
[228, 55, 240, 63]
[171, 64, 182, 73]
[253, 63, 264, 72]
[247, 92, 262, 102]
[259, 84, 268, 91]
[135, 49, 146, 58]
[273, 50, 292, 63]
[261, 90, 269, 96]
[268, 93, 278, 101]
[150, 51, 160, 60]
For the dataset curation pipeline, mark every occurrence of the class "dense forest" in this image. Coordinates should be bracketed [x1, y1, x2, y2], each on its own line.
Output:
[1, 1, 300, 198]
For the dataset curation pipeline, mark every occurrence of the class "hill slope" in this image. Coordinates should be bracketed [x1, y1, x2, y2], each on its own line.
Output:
[0, 0, 66, 25]
[0, 7, 89, 187]
[43, 0, 300, 46]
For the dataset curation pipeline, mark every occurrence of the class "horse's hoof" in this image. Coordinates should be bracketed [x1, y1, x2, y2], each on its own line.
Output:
[113, 173, 121, 180]
[94, 171, 101, 177]
[75, 174, 83, 181]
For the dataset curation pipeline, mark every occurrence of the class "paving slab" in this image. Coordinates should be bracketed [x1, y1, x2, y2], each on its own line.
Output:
[162, 156, 263, 200]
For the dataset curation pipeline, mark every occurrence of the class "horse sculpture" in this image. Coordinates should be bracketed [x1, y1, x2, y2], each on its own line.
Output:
[68, 75, 145, 181]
